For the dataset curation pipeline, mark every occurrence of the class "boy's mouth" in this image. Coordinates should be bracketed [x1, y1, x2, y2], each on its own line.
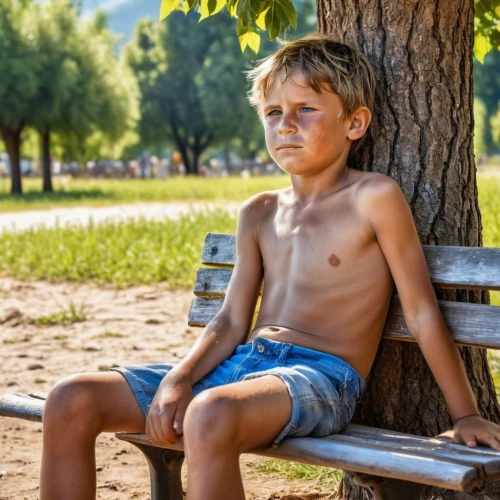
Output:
[277, 144, 303, 150]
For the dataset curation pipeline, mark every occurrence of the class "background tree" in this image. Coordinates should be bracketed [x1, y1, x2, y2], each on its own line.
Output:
[55, 10, 140, 167]
[0, 0, 38, 194]
[474, 97, 488, 159]
[473, 49, 500, 155]
[125, 12, 261, 174]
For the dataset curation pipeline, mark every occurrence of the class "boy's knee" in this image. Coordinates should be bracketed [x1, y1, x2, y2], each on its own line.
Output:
[184, 390, 240, 452]
[43, 374, 102, 435]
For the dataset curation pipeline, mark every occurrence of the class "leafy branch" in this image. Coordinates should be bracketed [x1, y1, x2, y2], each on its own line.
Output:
[160, 0, 297, 53]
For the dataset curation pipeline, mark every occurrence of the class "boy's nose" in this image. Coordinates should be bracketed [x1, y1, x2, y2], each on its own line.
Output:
[278, 119, 297, 135]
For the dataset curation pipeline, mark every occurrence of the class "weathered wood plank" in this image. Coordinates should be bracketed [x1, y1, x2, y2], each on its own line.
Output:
[188, 295, 500, 349]
[384, 295, 500, 348]
[201, 233, 500, 290]
[0, 393, 44, 422]
[188, 297, 224, 326]
[336, 425, 500, 478]
[193, 268, 233, 298]
[201, 233, 236, 266]
[116, 430, 482, 492]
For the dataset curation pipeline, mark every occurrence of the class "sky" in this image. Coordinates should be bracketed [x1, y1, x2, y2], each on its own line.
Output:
[80, 0, 134, 18]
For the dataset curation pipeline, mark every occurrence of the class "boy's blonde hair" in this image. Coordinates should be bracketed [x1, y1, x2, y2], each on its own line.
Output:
[246, 33, 376, 159]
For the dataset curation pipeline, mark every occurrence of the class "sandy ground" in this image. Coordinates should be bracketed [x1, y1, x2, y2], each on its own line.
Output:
[0, 202, 239, 233]
[0, 277, 337, 500]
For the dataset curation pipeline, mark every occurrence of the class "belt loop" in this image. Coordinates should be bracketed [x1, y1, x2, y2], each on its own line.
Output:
[278, 343, 291, 362]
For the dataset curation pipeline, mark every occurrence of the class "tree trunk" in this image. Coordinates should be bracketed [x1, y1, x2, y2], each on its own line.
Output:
[1, 126, 23, 195]
[316, 0, 500, 498]
[41, 129, 53, 193]
[192, 149, 201, 176]
[224, 144, 232, 174]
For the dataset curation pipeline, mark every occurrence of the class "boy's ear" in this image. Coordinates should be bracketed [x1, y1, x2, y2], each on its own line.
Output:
[347, 106, 372, 142]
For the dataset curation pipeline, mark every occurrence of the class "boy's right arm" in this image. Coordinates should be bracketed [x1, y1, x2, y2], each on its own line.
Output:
[146, 195, 266, 445]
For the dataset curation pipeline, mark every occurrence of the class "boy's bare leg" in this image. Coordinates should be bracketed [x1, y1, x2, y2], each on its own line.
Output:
[183, 375, 292, 500]
[40, 371, 145, 500]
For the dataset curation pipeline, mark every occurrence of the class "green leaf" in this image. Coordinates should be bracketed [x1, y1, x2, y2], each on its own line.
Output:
[276, 0, 296, 29]
[474, 33, 492, 63]
[255, 8, 268, 29]
[247, 30, 260, 52]
[199, 0, 225, 20]
[250, 0, 265, 15]
[237, 13, 248, 36]
[160, 0, 180, 20]
[239, 32, 249, 51]
[176, 0, 191, 14]
[238, 30, 260, 53]
[265, 3, 280, 40]
[226, 0, 239, 16]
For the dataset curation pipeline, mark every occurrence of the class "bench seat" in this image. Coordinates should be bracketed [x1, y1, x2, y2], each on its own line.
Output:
[2, 391, 500, 494]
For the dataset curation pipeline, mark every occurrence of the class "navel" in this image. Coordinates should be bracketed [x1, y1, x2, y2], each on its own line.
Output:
[328, 254, 341, 267]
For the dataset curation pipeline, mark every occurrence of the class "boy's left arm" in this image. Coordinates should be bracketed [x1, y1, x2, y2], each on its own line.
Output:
[363, 175, 500, 451]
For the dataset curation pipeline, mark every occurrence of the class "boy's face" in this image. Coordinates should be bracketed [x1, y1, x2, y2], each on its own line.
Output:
[260, 68, 370, 177]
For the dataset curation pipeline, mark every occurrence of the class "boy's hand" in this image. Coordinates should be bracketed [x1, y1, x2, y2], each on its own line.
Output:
[452, 415, 500, 451]
[145, 372, 194, 445]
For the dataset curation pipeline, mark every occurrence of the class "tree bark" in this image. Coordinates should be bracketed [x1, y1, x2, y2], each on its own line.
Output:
[0, 126, 23, 195]
[316, 0, 500, 498]
[41, 129, 53, 193]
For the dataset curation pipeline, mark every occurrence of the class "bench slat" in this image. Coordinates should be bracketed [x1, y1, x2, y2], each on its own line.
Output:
[0, 393, 44, 422]
[343, 424, 500, 477]
[338, 425, 500, 478]
[116, 430, 482, 492]
[201, 233, 500, 290]
[194, 268, 233, 298]
[188, 297, 224, 326]
[188, 295, 500, 349]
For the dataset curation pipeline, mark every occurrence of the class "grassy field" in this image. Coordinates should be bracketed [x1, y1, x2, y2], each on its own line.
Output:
[0, 209, 237, 288]
[0, 173, 498, 290]
[0, 176, 291, 212]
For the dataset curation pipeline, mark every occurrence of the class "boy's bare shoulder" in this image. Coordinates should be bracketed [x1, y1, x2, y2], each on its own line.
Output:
[238, 189, 283, 219]
[355, 170, 399, 194]
[354, 170, 402, 214]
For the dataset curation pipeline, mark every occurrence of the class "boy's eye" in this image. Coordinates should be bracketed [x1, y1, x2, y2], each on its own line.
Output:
[267, 107, 315, 117]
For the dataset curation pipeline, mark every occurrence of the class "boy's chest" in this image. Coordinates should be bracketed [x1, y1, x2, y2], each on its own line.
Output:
[259, 201, 376, 278]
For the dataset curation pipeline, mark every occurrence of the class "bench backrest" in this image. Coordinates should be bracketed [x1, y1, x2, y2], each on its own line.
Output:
[188, 233, 500, 349]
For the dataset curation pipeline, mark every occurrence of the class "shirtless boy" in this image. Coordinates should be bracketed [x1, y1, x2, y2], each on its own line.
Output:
[40, 34, 500, 500]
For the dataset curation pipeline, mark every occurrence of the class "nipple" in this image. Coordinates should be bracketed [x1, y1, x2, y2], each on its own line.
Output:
[328, 254, 341, 267]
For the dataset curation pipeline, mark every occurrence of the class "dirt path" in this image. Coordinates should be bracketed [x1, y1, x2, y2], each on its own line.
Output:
[0, 277, 338, 500]
[0, 202, 239, 233]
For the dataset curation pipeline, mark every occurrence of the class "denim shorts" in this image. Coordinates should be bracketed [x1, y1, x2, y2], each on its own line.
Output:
[110, 337, 365, 448]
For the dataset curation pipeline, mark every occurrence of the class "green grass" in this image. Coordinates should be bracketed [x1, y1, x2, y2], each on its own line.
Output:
[32, 302, 87, 325]
[478, 174, 500, 306]
[0, 209, 237, 287]
[257, 459, 343, 490]
[0, 176, 291, 212]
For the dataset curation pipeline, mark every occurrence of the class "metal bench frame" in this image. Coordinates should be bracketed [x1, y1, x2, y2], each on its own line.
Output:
[2, 233, 500, 500]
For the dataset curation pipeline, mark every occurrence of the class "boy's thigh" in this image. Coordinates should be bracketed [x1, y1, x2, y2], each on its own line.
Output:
[49, 371, 145, 434]
[186, 375, 292, 453]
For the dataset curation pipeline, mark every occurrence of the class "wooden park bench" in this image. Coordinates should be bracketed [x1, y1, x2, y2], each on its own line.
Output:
[2, 232, 500, 499]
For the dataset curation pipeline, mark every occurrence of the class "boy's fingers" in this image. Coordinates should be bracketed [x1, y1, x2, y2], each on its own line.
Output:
[478, 434, 500, 451]
[159, 403, 181, 443]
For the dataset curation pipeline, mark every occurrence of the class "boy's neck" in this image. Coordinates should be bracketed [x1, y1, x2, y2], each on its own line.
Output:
[288, 164, 352, 203]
